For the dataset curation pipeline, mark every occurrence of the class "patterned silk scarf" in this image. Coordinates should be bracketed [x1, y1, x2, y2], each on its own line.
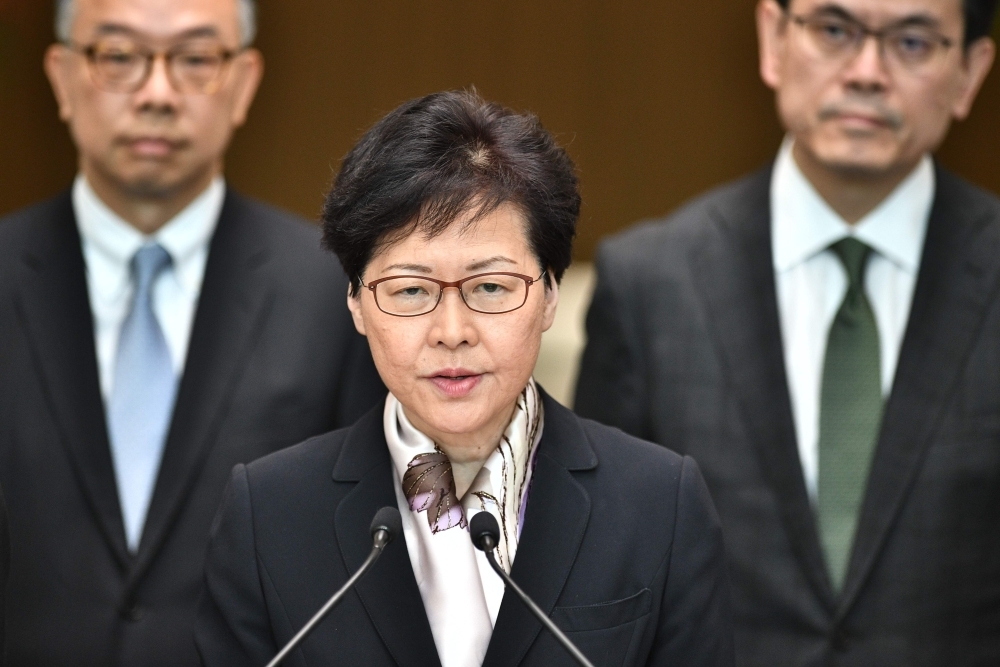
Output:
[384, 379, 543, 667]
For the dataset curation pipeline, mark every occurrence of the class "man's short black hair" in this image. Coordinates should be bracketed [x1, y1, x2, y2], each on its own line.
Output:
[322, 89, 580, 296]
[774, 0, 999, 45]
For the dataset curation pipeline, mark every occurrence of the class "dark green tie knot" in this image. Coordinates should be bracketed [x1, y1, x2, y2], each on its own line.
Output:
[831, 237, 873, 297]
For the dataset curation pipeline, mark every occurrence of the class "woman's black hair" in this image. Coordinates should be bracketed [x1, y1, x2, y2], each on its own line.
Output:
[321, 89, 580, 295]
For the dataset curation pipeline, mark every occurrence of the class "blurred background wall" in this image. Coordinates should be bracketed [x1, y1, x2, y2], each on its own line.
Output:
[4, 0, 998, 257]
[2, 0, 999, 402]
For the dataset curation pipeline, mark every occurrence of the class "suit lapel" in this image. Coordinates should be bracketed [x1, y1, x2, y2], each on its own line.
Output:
[130, 192, 275, 581]
[690, 168, 836, 609]
[13, 193, 131, 566]
[332, 407, 441, 667]
[839, 170, 1000, 615]
[482, 393, 595, 667]
[329, 394, 596, 667]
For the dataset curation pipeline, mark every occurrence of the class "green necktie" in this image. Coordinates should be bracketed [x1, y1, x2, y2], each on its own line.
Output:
[817, 237, 883, 593]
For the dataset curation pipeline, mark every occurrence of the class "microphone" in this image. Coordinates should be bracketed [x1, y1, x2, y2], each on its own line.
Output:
[470, 512, 595, 667]
[265, 506, 402, 667]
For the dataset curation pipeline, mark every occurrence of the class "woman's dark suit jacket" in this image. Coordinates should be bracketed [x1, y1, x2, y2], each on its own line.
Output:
[194, 391, 734, 667]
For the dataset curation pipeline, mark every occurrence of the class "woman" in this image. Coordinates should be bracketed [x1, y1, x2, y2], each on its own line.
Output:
[195, 90, 733, 667]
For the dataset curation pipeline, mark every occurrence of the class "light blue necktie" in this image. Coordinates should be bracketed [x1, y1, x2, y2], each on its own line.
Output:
[108, 243, 178, 552]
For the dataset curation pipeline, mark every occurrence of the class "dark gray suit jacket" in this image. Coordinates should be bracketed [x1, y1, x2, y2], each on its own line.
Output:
[575, 166, 1000, 667]
[0, 190, 385, 667]
[0, 483, 8, 666]
[194, 392, 734, 667]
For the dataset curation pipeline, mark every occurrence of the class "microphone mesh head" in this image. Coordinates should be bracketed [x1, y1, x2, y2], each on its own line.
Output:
[371, 506, 402, 541]
[469, 511, 500, 551]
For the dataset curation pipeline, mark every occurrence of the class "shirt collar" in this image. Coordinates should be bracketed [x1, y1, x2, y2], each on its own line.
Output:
[770, 137, 933, 274]
[73, 174, 225, 295]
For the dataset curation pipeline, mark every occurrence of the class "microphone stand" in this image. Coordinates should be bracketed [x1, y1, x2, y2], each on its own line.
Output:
[478, 533, 596, 667]
[265, 519, 395, 667]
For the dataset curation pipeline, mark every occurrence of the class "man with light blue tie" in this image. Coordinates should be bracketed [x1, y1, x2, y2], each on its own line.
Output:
[106, 243, 177, 550]
[0, 0, 384, 665]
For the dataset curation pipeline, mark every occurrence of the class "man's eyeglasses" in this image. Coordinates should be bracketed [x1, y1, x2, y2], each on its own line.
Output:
[362, 272, 546, 317]
[788, 12, 955, 72]
[64, 39, 239, 94]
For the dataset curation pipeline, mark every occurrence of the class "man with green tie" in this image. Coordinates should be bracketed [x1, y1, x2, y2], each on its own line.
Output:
[576, 0, 1000, 664]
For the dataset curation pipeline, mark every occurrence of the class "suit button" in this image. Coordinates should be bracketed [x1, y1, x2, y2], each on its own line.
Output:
[121, 602, 144, 622]
[831, 628, 851, 653]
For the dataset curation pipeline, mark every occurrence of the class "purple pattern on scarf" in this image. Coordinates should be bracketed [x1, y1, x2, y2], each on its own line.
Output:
[402, 451, 467, 533]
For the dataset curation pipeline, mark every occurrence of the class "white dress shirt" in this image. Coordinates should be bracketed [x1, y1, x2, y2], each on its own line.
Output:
[770, 139, 932, 501]
[386, 398, 497, 667]
[383, 381, 542, 667]
[73, 175, 224, 401]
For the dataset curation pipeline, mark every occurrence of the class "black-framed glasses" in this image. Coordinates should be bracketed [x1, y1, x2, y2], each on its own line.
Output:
[788, 12, 955, 72]
[64, 38, 239, 94]
[363, 271, 546, 317]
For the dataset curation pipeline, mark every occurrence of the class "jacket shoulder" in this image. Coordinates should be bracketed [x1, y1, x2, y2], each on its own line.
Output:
[934, 166, 1000, 218]
[597, 165, 772, 270]
[224, 191, 326, 255]
[578, 414, 686, 480]
[244, 427, 348, 484]
[545, 395, 689, 490]
[221, 190, 349, 288]
[0, 191, 74, 256]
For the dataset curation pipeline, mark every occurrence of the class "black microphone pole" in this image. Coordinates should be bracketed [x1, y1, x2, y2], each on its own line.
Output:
[469, 512, 595, 667]
[265, 506, 402, 667]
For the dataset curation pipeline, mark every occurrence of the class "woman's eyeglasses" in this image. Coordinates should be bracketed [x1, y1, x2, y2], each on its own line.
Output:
[362, 272, 546, 317]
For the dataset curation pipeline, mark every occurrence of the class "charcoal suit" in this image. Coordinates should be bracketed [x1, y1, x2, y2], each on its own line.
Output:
[0, 190, 385, 666]
[576, 166, 1000, 666]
